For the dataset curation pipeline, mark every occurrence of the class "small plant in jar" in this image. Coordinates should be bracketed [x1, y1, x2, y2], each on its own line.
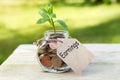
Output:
[35, 3, 70, 73]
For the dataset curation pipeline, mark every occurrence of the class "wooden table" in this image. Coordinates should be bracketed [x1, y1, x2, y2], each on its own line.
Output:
[0, 44, 120, 80]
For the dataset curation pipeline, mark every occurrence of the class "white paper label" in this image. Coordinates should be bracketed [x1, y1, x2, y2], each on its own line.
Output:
[57, 38, 94, 74]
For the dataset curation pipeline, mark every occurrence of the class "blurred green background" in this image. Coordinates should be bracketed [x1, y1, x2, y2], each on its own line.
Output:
[0, 0, 120, 65]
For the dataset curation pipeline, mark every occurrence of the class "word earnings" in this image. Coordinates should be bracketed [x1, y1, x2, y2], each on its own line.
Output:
[59, 41, 79, 58]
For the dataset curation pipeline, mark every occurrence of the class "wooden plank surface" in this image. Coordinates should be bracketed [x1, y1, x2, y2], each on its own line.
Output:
[0, 44, 120, 80]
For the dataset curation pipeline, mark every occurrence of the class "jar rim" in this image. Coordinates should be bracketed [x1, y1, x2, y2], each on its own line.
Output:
[44, 30, 68, 33]
[44, 30, 69, 39]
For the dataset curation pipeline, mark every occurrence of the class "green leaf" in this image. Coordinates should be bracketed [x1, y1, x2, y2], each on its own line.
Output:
[46, 3, 53, 14]
[55, 20, 68, 31]
[37, 18, 48, 24]
[40, 8, 47, 13]
[39, 9, 49, 19]
[50, 13, 56, 18]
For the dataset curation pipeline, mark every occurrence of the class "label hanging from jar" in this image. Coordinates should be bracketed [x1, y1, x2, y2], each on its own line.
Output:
[57, 38, 94, 74]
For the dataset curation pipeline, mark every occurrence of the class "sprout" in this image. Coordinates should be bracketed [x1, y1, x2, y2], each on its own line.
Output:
[37, 3, 68, 34]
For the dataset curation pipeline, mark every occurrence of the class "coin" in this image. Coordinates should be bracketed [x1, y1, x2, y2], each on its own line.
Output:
[40, 55, 52, 68]
[51, 49, 56, 54]
[61, 62, 67, 67]
[49, 42, 57, 50]
[51, 55, 62, 69]
[38, 49, 46, 54]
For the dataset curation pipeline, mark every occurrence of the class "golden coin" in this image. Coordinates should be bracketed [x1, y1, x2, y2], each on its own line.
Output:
[40, 55, 52, 68]
[51, 55, 62, 69]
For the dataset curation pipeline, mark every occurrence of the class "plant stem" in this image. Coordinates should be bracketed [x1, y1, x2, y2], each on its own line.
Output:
[51, 18, 56, 34]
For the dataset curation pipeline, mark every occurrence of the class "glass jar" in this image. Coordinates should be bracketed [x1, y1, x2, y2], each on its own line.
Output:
[36, 30, 71, 73]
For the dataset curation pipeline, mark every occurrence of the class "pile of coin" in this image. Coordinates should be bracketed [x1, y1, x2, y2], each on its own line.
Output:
[37, 40, 67, 69]
[34, 33, 69, 70]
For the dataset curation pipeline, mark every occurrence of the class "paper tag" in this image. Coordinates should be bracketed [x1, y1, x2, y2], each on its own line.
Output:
[57, 38, 94, 74]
